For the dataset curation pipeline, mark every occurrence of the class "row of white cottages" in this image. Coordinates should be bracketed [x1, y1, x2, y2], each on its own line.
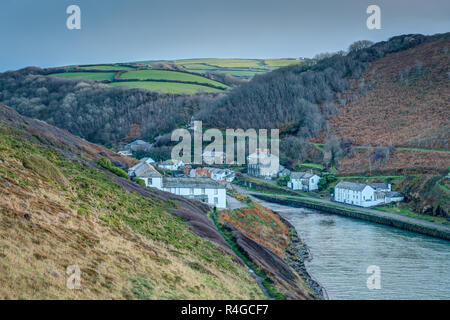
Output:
[334, 182, 403, 207]
[286, 172, 403, 208]
[128, 160, 227, 208]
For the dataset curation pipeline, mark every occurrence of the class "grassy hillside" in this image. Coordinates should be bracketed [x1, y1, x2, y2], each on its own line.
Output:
[78, 65, 137, 71]
[215, 193, 320, 300]
[328, 36, 450, 150]
[52, 72, 116, 81]
[0, 105, 264, 299]
[109, 81, 223, 94]
[138, 58, 312, 78]
[47, 64, 230, 94]
[119, 69, 229, 89]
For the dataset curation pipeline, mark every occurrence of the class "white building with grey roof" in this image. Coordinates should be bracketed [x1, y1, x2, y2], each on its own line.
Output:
[161, 177, 227, 208]
[334, 181, 403, 207]
[288, 172, 320, 191]
[128, 161, 162, 189]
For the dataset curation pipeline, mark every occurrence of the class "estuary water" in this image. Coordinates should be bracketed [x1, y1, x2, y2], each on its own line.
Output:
[262, 202, 450, 300]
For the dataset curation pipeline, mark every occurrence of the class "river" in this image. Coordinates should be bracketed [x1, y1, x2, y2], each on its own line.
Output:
[260, 201, 450, 300]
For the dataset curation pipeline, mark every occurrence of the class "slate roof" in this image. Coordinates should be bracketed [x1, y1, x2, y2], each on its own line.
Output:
[385, 191, 403, 198]
[129, 162, 161, 178]
[291, 172, 317, 180]
[335, 181, 370, 192]
[140, 157, 155, 164]
[162, 177, 225, 189]
[369, 183, 389, 190]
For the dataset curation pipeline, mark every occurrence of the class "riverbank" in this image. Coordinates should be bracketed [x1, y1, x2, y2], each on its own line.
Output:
[252, 194, 450, 241]
[280, 215, 328, 299]
[213, 194, 325, 300]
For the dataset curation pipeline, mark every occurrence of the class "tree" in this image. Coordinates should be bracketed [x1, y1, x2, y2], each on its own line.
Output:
[348, 40, 374, 53]
[318, 173, 337, 191]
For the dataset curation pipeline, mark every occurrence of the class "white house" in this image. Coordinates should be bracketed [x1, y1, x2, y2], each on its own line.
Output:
[247, 149, 279, 178]
[161, 177, 227, 208]
[157, 159, 185, 171]
[334, 181, 403, 207]
[140, 157, 156, 165]
[204, 167, 235, 183]
[288, 172, 320, 191]
[202, 150, 226, 165]
[128, 161, 162, 189]
[124, 140, 153, 153]
[384, 191, 404, 203]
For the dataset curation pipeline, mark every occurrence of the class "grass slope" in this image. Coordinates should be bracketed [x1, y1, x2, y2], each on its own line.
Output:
[0, 126, 264, 299]
[108, 81, 223, 93]
[137, 58, 311, 78]
[51, 72, 116, 81]
[119, 70, 229, 89]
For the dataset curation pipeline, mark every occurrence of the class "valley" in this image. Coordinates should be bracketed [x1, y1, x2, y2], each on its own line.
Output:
[0, 32, 449, 300]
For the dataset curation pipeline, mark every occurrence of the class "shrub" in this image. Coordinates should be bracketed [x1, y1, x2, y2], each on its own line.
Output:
[132, 177, 146, 186]
[97, 157, 128, 179]
[318, 173, 337, 191]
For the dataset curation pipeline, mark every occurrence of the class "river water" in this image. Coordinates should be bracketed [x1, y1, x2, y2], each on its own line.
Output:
[263, 202, 450, 300]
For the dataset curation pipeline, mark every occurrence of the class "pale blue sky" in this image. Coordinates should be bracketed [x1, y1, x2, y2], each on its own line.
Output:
[1, 0, 449, 71]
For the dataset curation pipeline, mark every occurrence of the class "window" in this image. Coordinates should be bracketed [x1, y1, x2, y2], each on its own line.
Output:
[201, 188, 205, 194]
[214, 197, 218, 204]
[190, 188, 194, 195]
[214, 189, 218, 195]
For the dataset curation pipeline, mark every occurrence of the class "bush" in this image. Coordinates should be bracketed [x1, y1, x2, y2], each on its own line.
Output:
[318, 173, 337, 191]
[277, 176, 290, 186]
[132, 177, 146, 186]
[97, 157, 129, 179]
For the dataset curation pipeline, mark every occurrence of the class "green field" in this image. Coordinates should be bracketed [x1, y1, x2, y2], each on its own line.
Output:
[135, 58, 311, 78]
[51, 58, 311, 92]
[51, 72, 116, 81]
[119, 69, 229, 89]
[108, 81, 223, 93]
[263, 59, 303, 67]
[78, 65, 136, 71]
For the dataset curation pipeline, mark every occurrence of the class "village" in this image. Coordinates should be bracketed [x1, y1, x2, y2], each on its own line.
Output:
[123, 139, 404, 210]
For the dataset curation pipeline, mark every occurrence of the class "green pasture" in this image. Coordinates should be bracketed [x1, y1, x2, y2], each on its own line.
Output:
[51, 72, 116, 81]
[119, 69, 229, 89]
[108, 81, 224, 94]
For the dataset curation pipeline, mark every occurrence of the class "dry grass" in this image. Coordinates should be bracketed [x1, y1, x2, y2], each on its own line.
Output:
[329, 38, 450, 149]
[0, 128, 264, 300]
[337, 148, 450, 175]
[218, 196, 290, 259]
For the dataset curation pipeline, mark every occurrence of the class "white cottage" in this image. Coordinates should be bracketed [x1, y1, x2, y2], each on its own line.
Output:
[334, 182, 379, 207]
[202, 151, 225, 165]
[161, 177, 227, 208]
[157, 159, 185, 171]
[128, 161, 162, 189]
[288, 172, 320, 191]
[334, 181, 403, 207]
[247, 149, 279, 178]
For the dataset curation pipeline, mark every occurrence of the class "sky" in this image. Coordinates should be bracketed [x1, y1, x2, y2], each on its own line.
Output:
[1, 0, 449, 71]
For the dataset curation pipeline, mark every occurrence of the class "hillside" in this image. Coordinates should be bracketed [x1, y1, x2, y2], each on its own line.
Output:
[0, 33, 448, 174]
[137, 58, 313, 78]
[195, 33, 449, 173]
[328, 36, 449, 149]
[49, 64, 229, 94]
[0, 104, 265, 299]
[215, 193, 321, 300]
